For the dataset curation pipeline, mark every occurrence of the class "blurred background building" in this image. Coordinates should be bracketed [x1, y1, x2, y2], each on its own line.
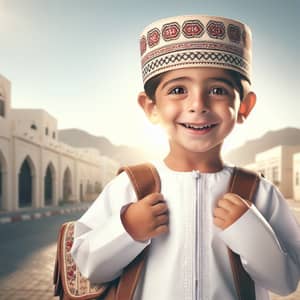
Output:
[0, 74, 119, 212]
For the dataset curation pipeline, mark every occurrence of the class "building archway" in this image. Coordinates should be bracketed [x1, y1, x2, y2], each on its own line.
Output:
[44, 163, 55, 206]
[0, 151, 8, 211]
[19, 157, 34, 208]
[63, 167, 72, 201]
[80, 183, 84, 202]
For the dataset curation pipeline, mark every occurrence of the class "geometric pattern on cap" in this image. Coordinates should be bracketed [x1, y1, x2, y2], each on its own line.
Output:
[140, 15, 252, 84]
[142, 50, 249, 82]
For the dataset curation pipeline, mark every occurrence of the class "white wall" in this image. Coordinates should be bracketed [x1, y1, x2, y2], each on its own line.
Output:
[0, 74, 119, 212]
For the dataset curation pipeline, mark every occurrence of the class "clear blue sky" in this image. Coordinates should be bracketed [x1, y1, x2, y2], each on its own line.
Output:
[0, 0, 299, 154]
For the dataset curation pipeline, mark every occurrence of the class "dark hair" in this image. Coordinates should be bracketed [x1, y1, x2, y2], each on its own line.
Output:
[144, 69, 250, 102]
[144, 73, 164, 101]
[227, 70, 249, 101]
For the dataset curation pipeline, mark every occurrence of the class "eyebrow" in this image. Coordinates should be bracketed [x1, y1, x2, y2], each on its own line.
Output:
[208, 77, 236, 89]
[160, 76, 191, 90]
[159, 76, 236, 91]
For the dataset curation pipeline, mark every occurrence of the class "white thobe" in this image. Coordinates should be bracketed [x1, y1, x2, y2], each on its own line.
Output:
[71, 161, 300, 300]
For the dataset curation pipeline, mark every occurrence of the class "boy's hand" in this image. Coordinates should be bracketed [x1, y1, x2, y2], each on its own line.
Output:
[213, 193, 251, 230]
[121, 193, 169, 242]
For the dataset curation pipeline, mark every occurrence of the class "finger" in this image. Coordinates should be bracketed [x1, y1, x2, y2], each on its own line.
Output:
[226, 193, 252, 208]
[144, 193, 164, 205]
[216, 198, 233, 211]
[155, 214, 169, 226]
[152, 202, 169, 216]
[223, 193, 249, 207]
[213, 207, 228, 219]
[153, 224, 169, 237]
[213, 217, 225, 229]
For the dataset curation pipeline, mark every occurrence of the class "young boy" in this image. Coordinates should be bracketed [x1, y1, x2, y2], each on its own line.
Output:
[71, 15, 300, 300]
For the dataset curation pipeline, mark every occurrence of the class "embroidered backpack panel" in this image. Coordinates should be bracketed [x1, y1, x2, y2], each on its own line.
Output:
[54, 222, 109, 299]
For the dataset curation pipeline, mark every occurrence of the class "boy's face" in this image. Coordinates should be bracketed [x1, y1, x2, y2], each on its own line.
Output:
[139, 67, 256, 157]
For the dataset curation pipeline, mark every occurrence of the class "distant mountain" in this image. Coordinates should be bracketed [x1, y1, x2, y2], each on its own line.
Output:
[58, 128, 154, 165]
[59, 127, 300, 167]
[224, 127, 300, 166]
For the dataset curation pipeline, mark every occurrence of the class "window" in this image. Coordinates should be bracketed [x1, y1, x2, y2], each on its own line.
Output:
[95, 182, 102, 194]
[86, 182, 93, 194]
[272, 166, 279, 186]
[272, 166, 279, 182]
[45, 127, 49, 135]
[52, 131, 56, 139]
[31, 123, 37, 130]
[0, 100, 5, 117]
[296, 171, 300, 186]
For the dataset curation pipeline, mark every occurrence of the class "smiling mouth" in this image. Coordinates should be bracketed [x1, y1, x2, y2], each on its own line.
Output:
[179, 123, 217, 131]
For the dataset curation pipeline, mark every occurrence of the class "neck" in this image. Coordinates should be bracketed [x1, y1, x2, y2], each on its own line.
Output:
[164, 145, 224, 173]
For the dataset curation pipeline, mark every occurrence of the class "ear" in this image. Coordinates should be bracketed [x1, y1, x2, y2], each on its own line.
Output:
[137, 92, 159, 124]
[237, 92, 256, 123]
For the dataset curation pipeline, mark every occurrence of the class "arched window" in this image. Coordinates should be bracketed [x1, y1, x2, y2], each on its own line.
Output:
[0, 100, 4, 117]
[19, 158, 33, 207]
[63, 168, 72, 201]
[45, 164, 54, 205]
[296, 171, 300, 186]
[86, 181, 93, 194]
[95, 182, 102, 194]
[0, 151, 8, 210]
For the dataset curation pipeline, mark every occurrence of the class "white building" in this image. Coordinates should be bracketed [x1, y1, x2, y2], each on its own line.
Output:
[245, 145, 300, 199]
[293, 152, 300, 200]
[0, 74, 119, 212]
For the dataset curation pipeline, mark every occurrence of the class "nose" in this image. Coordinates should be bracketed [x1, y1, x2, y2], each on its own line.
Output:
[187, 93, 209, 114]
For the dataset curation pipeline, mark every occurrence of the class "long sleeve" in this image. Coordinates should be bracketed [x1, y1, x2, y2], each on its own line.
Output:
[70, 172, 150, 284]
[219, 178, 300, 296]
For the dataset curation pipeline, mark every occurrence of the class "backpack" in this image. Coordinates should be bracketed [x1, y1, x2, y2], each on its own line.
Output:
[53, 163, 259, 300]
[53, 163, 160, 300]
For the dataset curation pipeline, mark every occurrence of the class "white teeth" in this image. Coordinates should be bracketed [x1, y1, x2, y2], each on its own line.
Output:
[184, 123, 214, 130]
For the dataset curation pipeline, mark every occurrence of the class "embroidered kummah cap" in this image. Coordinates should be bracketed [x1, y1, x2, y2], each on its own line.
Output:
[140, 15, 252, 85]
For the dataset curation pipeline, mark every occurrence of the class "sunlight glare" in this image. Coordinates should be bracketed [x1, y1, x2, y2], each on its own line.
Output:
[140, 120, 169, 158]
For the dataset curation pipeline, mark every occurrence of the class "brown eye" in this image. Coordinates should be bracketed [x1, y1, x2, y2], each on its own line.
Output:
[209, 87, 228, 95]
[169, 87, 186, 95]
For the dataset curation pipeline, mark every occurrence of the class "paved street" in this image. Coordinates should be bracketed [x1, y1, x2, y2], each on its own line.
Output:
[0, 201, 299, 300]
[0, 212, 82, 300]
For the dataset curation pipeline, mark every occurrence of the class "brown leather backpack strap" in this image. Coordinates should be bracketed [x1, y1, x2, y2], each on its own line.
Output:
[117, 163, 161, 199]
[227, 167, 260, 300]
[115, 163, 161, 300]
